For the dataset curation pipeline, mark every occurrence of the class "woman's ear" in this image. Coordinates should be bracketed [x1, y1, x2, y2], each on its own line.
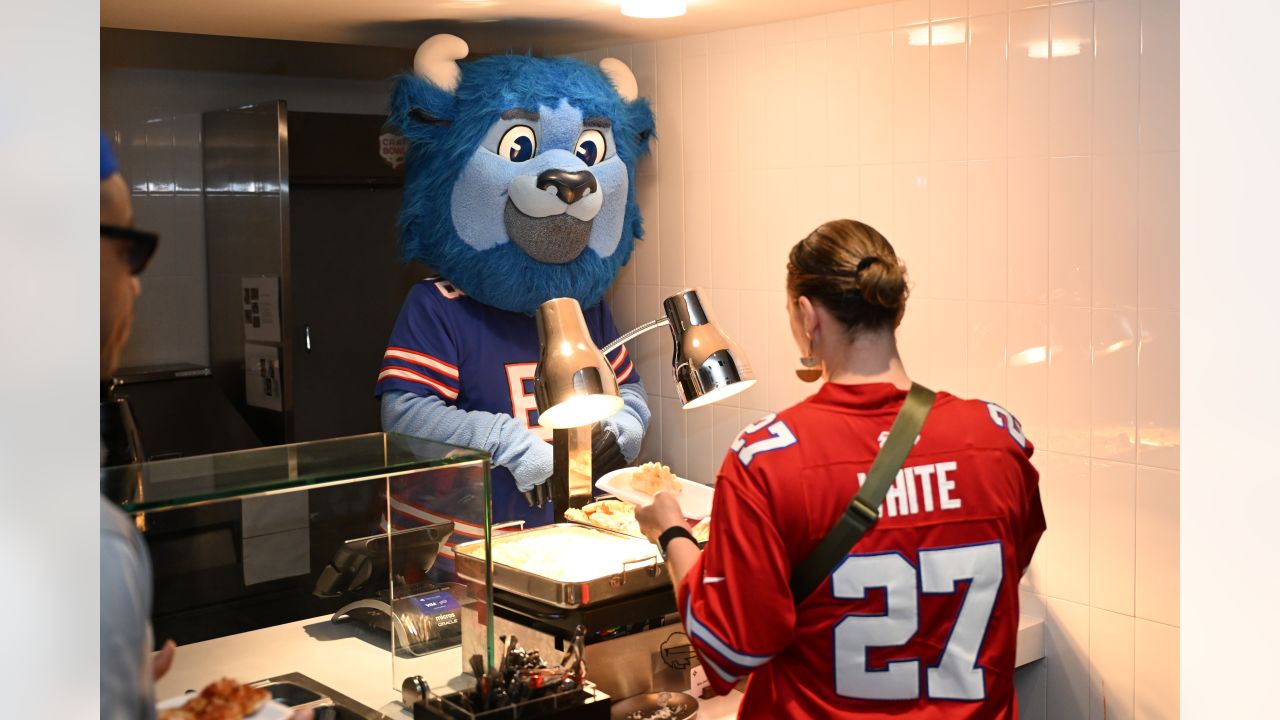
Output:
[797, 296, 821, 340]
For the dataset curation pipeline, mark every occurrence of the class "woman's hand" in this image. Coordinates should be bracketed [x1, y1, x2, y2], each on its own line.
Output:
[636, 492, 688, 543]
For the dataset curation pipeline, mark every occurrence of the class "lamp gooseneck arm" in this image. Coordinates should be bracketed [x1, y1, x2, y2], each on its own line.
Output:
[601, 316, 670, 357]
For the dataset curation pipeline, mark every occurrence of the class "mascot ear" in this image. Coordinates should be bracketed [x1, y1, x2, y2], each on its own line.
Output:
[415, 34, 469, 93]
[599, 57, 639, 103]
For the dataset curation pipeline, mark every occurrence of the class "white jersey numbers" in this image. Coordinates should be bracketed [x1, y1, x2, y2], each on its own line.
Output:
[985, 402, 1028, 449]
[731, 414, 798, 467]
[921, 543, 1004, 699]
[833, 553, 920, 700]
[832, 542, 1004, 702]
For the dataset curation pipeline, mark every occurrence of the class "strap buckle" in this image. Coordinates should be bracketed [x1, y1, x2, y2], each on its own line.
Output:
[844, 498, 880, 535]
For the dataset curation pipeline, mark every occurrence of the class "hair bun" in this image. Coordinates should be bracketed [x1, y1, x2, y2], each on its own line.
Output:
[856, 257, 907, 311]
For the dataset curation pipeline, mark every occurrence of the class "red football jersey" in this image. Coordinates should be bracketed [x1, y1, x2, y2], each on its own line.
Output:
[677, 382, 1045, 719]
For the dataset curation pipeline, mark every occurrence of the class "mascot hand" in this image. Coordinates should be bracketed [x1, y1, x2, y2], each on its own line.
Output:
[591, 424, 627, 480]
[600, 380, 651, 463]
[510, 434, 553, 494]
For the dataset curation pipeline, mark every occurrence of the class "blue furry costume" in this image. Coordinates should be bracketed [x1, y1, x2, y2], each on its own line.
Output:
[375, 35, 656, 532]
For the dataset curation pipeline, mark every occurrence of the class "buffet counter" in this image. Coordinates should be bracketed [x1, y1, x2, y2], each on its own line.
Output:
[156, 612, 1047, 719]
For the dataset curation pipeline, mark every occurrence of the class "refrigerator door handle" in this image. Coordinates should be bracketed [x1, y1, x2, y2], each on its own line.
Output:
[304, 324, 313, 352]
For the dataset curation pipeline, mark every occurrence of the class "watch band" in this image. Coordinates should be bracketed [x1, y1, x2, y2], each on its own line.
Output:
[658, 526, 696, 558]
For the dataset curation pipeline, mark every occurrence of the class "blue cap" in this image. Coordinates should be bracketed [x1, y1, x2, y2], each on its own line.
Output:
[100, 132, 120, 180]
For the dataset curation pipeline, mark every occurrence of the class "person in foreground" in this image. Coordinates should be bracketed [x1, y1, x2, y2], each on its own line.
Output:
[100, 135, 313, 720]
[637, 219, 1046, 719]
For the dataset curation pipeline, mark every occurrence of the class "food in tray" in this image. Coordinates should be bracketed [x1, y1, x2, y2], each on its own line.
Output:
[158, 678, 269, 720]
[566, 499, 712, 544]
[473, 526, 659, 582]
[628, 462, 682, 496]
[566, 499, 642, 536]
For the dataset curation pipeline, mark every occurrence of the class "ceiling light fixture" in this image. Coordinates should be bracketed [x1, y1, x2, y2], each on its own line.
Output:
[621, 0, 687, 19]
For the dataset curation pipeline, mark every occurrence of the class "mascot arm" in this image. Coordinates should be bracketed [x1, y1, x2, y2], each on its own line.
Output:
[380, 390, 552, 492]
[600, 377, 651, 463]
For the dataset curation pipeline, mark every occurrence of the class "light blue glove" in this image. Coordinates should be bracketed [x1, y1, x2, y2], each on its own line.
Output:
[601, 378, 651, 463]
[381, 391, 553, 492]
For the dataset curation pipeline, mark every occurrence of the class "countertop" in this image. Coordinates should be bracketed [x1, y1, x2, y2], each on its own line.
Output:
[156, 613, 1046, 719]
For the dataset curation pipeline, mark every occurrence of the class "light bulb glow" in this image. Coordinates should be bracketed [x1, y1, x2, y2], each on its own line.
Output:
[681, 379, 756, 410]
[621, 0, 687, 19]
[539, 394, 625, 429]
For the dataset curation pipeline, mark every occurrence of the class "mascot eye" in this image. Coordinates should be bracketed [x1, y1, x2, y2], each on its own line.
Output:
[574, 129, 606, 166]
[499, 125, 537, 162]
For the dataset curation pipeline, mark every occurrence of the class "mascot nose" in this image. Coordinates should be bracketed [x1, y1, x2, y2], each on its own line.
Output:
[536, 169, 599, 205]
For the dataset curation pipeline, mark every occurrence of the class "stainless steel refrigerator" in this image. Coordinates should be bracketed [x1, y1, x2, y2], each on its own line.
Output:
[203, 101, 424, 445]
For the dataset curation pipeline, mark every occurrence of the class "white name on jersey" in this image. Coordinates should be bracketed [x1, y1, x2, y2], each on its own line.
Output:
[857, 461, 961, 519]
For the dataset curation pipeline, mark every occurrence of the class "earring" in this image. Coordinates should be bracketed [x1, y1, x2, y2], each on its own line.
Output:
[796, 340, 823, 383]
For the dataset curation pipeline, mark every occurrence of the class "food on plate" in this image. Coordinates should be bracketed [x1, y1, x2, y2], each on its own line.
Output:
[158, 678, 269, 720]
[690, 516, 711, 543]
[628, 462, 682, 496]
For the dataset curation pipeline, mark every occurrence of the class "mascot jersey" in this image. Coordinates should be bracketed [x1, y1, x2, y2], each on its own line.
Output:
[375, 276, 638, 530]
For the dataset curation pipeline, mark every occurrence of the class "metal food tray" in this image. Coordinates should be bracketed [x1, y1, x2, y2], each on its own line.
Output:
[454, 523, 667, 608]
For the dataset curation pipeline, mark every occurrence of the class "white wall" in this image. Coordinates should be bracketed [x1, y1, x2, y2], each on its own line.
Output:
[101, 67, 394, 369]
[589, 0, 1180, 717]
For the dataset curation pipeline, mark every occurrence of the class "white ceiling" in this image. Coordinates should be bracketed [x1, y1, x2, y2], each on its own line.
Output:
[101, 0, 879, 55]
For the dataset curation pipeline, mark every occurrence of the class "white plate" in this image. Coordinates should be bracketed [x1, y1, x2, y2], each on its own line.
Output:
[596, 467, 714, 520]
[157, 692, 291, 720]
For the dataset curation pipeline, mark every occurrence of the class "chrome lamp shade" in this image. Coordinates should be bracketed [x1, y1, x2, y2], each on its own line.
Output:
[534, 298, 624, 429]
[663, 289, 756, 409]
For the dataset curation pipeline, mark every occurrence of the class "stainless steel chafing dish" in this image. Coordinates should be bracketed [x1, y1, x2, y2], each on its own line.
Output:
[454, 523, 668, 608]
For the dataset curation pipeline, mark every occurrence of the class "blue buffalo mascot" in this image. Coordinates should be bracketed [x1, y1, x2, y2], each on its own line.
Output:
[375, 35, 656, 538]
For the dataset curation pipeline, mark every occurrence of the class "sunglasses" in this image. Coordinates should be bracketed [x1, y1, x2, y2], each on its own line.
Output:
[100, 224, 159, 275]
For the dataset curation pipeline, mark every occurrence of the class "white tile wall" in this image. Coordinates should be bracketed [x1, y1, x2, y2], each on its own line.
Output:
[591, 0, 1179, 716]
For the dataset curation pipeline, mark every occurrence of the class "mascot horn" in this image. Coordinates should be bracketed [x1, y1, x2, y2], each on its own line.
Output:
[375, 35, 657, 536]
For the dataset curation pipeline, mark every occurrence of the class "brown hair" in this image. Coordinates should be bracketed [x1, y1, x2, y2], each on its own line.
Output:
[786, 219, 909, 336]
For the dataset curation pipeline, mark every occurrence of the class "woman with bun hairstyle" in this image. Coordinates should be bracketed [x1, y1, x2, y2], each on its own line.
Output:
[638, 220, 1045, 719]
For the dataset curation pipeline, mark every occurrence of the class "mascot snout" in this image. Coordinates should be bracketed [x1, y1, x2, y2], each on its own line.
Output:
[505, 166, 603, 264]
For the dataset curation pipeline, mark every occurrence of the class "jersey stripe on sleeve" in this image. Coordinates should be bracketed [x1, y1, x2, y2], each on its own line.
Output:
[683, 595, 775, 685]
[606, 345, 637, 384]
[377, 366, 460, 400]
[385, 347, 461, 380]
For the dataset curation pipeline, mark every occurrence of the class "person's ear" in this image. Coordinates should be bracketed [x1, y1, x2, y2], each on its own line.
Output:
[797, 296, 820, 340]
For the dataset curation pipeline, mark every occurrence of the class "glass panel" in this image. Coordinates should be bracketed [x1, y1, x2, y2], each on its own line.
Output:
[388, 459, 494, 697]
[112, 433, 494, 714]
[103, 432, 488, 513]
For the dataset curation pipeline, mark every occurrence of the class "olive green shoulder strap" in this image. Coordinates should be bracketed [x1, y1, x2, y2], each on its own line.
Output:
[789, 383, 936, 604]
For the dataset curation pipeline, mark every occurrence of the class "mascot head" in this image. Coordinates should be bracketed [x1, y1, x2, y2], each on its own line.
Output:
[389, 35, 656, 315]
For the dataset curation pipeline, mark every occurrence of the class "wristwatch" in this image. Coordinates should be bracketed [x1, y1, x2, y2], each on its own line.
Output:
[657, 526, 696, 559]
